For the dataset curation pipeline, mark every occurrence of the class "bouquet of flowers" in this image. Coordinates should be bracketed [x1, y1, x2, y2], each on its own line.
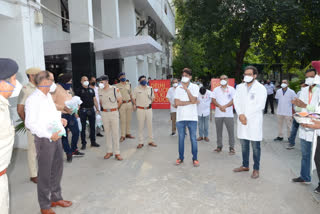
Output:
[48, 111, 66, 137]
[294, 112, 320, 125]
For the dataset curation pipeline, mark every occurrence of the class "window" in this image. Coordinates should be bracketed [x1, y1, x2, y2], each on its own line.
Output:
[147, 17, 157, 40]
[60, 0, 70, 33]
[164, 4, 168, 15]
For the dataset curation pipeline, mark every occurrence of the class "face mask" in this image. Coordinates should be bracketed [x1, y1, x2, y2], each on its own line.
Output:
[90, 82, 96, 86]
[8, 80, 22, 98]
[243, 75, 253, 83]
[181, 76, 190, 83]
[173, 83, 178, 88]
[281, 83, 288, 88]
[305, 77, 315, 86]
[140, 80, 147, 86]
[120, 78, 126, 82]
[220, 80, 227, 86]
[83, 81, 89, 87]
[50, 83, 57, 93]
[99, 83, 105, 89]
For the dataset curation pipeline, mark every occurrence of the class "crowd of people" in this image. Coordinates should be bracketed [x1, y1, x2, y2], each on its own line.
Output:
[0, 58, 320, 214]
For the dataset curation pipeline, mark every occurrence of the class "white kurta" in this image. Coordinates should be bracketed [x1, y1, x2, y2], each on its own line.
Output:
[275, 88, 297, 116]
[0, 95, 15, 214]
[234, 81, 267, 141]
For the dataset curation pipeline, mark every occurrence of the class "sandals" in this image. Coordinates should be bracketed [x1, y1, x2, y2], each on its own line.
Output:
[193, 160, 200, 167]
[197, 137, 203, 141]
[137, 144, 144, 149]
[148, 142, 157, 147]
[229, 148, 235, 155]
[214, 147, 222, 152]
[120, 137, 125, 142]
[115, 154, 123, 161]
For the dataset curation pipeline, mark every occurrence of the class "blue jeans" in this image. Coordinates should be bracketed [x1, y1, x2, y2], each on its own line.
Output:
[288, 119, 299, 146]
[198, 115, 209, 138]
[300, 139, 312, 182]
[62, 114, 80, 155]
[176, 121, 198, 161]
[79, 108, 96, 145]
[240, 139, 261, 170]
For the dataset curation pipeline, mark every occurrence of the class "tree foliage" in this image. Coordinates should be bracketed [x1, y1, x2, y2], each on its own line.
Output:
[173, 0, 320, 83]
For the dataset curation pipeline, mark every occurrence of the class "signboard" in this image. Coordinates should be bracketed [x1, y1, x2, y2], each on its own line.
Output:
[210, 78, 235, 109]
[149, 80, 171, 109]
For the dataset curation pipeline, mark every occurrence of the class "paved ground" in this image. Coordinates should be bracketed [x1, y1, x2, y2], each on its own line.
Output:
[8, 110, 320, 214]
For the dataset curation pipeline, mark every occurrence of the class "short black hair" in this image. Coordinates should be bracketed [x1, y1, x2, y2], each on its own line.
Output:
[182, 68, 192, 76]
[244, 66, 258, 75]
[34, 71, 50, 86]
[306, 68, 317, 75]
[58, 73, 72, 84]
[138, 75, 146, 81]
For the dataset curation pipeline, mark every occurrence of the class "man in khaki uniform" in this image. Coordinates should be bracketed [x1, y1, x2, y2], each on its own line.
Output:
[116, 72, 135, 142]
[0, 58, 20, 214]
[98, 75, 123, 160]
[132, 75, 157, 149]
[17, 67, 42, 183]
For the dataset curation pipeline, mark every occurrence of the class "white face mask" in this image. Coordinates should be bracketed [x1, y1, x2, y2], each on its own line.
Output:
[99, 83, 105, 89]
[173, 83, 178, 88]
[305, 77, 315, 86]
[181, 76, 190, 83]
[9, 80, 22, 98]
[83, 81, 89, 87]
[49, 82, 57, 93]
[220, 80, 227, 86]
[281, 83, 288, 88]
[243, 75, 254, 83]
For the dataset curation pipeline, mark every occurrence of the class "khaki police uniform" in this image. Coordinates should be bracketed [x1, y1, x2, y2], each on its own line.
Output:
[17, 82, 37, 178]
[99, 86, 122, 154]
[0, 95, 15, 214]
[133, 85, 155, 144]
[116, 82, 133, 137]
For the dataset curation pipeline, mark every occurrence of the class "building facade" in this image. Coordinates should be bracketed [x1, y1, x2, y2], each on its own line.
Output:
[0, 0, 175, 148]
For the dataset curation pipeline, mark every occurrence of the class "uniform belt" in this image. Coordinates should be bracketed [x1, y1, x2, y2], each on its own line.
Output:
[123, 100, 132, 103]
[0, 168, 7, 177]
[137, 106, 151, 110]
[102, 108, 118, 112]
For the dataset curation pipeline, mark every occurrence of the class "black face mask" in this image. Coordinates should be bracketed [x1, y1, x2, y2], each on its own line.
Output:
[90, 82, 96, 86]
[199, 87, 206, 95]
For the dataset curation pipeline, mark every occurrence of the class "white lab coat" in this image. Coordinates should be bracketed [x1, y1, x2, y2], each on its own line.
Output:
[298, 86, 320, 142]
[275, 88, 297, 116]
[234, 80, 267, 141]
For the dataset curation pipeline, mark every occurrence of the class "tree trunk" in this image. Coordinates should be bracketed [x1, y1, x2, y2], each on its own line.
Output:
[234, 31, 252, 83]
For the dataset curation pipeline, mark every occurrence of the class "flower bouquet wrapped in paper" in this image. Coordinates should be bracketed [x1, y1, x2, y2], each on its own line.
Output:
[293, 112, 320, 125]
[65, 96, 83, 114]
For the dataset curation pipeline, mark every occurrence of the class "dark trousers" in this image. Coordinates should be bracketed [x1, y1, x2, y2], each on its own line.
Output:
[264, 94, 274, 113]
[34, 136, 64, 210]
[79, 107, 96, 145]
[62, 114, 80, 155]
[316, 137, 320, 186]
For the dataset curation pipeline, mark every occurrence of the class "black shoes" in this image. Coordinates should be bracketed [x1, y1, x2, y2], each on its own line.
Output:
[171, 132, 176, 136]
[315, 185, 320, 194]
[97, 133, 104, 137]
[81, 144, 86, 150]
[286, 144, 295, 150]
[67, 154, 72, 163]
[274, 137, 283, 141]
[72, 150, 85, 157]
[91, 142, 100, 147]
[292, 177, 311, 184]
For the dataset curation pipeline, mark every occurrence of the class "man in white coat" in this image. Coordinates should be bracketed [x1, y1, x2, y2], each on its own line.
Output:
[274, 80, 297, 141]
[233, 66, 267, 179]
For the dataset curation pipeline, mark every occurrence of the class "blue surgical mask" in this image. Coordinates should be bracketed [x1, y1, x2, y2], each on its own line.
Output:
[120, 78, 126, 82]
[140, 80, 147, 86]
[60, 83, 72, 90]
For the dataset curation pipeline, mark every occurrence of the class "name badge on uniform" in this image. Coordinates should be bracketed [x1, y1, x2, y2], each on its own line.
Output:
[228, 94, 232, 99]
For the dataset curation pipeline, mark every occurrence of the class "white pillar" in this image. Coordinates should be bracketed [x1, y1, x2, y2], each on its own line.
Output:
[69, 0, 94, 43]
[0, 0, 45, 149]
[119, 0, 139, 87]
[101, 0, 120, 38]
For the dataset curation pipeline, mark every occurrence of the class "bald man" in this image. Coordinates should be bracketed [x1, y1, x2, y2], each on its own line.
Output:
[75, 76, 100, 150]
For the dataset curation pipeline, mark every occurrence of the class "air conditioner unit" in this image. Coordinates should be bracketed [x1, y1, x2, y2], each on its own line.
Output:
[136, 20, 145, 29]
